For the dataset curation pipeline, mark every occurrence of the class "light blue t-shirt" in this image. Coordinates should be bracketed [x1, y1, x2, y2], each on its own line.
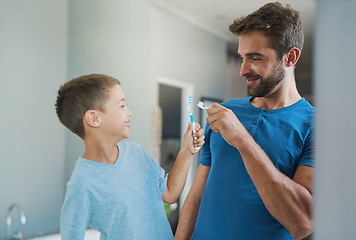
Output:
[193, 97, 314, 240]
[60, 142, 174, 240]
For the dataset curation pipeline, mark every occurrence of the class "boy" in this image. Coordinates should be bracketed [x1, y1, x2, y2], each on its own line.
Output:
[55, 74, 204, 240]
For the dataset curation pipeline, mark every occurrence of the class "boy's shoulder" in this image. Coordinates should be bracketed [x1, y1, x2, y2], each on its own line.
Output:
[117, 141, 153, 160]
[117, 141, 158, 166]
[117, 141, 145, 152]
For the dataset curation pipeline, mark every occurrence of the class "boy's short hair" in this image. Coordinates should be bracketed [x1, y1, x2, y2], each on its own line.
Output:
[55, 74, 120, 139]
[229, 2, 304, 60]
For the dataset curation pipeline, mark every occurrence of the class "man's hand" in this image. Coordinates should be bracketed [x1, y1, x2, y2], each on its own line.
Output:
[206, 103, 248, 148]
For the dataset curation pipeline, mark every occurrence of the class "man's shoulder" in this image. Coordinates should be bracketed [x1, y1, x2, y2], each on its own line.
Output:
[222, 97, 251, 107]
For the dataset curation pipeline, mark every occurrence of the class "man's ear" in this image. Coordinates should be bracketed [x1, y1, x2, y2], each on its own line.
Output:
[284, 47, 301, 67]
[83, 110, 100, 128]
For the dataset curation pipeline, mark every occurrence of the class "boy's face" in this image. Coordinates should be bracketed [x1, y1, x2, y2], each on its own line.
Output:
[99, 84, 132, 141]
[238, 31, 285, 98]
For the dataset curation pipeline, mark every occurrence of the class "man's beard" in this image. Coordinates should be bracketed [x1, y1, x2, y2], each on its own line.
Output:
[246, 61, 285, 97]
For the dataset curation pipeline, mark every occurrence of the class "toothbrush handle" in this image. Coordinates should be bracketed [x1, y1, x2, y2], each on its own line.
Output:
[192, 122, 196, 134]
[191, 122, 200, 150]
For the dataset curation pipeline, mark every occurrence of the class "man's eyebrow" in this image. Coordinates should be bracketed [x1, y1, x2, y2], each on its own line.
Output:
[245, 52, 265, 57]
[236, 52, 265, 59]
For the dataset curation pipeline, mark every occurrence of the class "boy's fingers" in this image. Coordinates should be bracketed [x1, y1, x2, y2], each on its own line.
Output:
[187, 121, 193, 130]
[193, 134, 205, 145]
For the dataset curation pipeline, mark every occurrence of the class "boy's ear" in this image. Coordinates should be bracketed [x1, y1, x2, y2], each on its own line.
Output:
[83, 110, 100, 128]
[284, 47, 301, 67]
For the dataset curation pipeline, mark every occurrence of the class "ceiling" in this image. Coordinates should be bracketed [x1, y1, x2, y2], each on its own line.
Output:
[149, 0, 316, 48]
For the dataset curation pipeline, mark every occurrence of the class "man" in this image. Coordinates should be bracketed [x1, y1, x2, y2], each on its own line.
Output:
[175, 2, 314, 240]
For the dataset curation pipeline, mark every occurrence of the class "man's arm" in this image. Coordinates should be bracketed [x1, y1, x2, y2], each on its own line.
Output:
[206, 103, 313, 239]
[237, 136, 313, 239]
[175, 164, 210, 240]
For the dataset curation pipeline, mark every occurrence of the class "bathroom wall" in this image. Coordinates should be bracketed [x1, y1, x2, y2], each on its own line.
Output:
[0, 0, 68, 239]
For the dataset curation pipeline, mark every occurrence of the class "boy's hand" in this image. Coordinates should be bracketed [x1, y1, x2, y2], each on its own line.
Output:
[182, 122, 205, 154]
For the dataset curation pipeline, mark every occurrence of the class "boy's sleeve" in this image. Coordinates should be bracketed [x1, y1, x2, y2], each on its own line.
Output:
[157, 166, 168, 196]
[142, 146, 168, 196]
[60, 182, 90, 240]
[150, 155, 167, 196]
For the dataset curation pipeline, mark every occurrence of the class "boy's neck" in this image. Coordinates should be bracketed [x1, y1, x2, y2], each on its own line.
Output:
[82, 138, 119, 164]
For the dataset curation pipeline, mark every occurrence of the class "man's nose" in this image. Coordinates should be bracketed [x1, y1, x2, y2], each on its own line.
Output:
[240, 60, 251, 77]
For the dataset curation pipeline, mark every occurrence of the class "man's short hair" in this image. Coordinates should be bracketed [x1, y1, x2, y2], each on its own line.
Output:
[229, 2, 304, 60]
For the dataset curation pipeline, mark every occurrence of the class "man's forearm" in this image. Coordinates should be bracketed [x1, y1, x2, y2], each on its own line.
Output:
[176, 164, 210, 239]
[175, 193, 201, 239]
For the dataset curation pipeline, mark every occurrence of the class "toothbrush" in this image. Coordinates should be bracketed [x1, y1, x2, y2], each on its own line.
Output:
[187, 96, 200, 150]
[197, 101, 209, 110]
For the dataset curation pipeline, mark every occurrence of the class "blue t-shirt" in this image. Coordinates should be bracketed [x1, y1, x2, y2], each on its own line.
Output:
[192, 97, 314, 240]
[60, 142, 174, 240]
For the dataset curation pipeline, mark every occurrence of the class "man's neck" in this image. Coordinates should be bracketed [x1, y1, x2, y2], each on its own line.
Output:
[251, 94, 301, 110]
[251, 73, 301, 110]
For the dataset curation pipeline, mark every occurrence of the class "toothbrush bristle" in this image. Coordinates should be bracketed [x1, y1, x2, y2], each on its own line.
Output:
[187, 96, 193, 103]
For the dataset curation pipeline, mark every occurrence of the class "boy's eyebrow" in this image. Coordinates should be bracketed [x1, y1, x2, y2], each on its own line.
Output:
[117, 98, 125, 103]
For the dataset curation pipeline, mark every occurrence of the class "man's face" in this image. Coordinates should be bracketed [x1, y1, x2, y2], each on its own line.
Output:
[238, 31, 285, 97]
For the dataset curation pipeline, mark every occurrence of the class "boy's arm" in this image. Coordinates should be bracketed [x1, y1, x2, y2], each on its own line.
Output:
[175, 164, 210, 240]
[161, 123, 204, 204]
